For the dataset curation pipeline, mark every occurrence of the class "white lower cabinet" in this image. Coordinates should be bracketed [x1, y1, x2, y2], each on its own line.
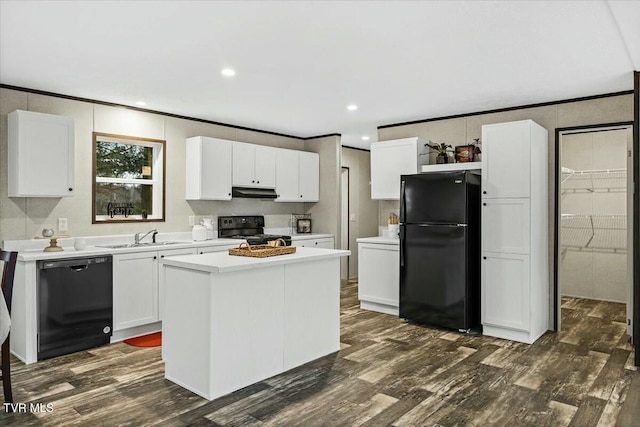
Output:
[114, 248, 197, 330]
[357, 241, 399, 315]
[294, 237, 334, 249]
[113, 252, 159, 331]
[481, 253, 530, 333]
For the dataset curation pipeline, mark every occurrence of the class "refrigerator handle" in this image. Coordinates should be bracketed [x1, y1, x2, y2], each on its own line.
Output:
[400, 224, 405, 267]
[400, 179, 406, 222]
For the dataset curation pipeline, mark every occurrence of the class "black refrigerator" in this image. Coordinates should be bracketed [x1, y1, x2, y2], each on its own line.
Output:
[399, 171, 481, 332]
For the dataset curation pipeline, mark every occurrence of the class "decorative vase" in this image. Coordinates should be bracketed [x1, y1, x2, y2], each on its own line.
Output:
[436, 153, 451, 164]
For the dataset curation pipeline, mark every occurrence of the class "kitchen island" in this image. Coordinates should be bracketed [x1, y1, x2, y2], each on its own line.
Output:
[160, 246, 349, 401]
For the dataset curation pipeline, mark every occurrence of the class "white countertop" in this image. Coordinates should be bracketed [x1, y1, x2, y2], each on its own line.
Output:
[161, 246, 350, 273]
[10, 239, 240, 262]
[357, 236, 400, 245]
[6, 232, 336, 262]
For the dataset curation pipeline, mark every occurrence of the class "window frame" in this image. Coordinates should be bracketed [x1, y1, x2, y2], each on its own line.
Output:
[92, 132, 166, 224]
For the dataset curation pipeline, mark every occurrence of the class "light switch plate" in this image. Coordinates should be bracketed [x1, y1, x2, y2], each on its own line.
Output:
[58, 218, 68, 232]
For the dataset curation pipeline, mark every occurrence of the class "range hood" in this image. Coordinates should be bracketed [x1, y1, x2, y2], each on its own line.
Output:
[231, 187, 278, 199]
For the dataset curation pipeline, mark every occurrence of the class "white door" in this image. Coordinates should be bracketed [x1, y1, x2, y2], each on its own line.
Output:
[232, 143, 256, 186]
[482, 198, 531, 254]
[113, 252, 158, 330]
[341, 167, 349, 280]
[299, 152, 319, 201]
[254, 146, 276, 188]
[358, 244, 399, 307]
[201, 138, 232, 200]
[482, 253, 530, 331]
[370, 140, 418, 200]
[275, 149, 300, 201]
[482, 122, 531, 198]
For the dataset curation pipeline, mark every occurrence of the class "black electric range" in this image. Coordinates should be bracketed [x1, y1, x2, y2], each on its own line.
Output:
[218, 215, 292, 246]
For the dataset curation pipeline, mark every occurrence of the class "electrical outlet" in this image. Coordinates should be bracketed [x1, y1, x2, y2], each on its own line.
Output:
[58, 218, 68, 232]
[189, 216, 195, 226]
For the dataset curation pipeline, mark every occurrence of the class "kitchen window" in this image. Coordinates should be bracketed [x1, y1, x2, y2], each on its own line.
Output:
[92, 132, 165, 223]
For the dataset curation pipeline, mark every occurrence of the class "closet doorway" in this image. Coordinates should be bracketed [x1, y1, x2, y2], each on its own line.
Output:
[556, 124, 633, 336]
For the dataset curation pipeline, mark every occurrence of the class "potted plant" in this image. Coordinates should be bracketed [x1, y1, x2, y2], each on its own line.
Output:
[427, 142, 454, 164]
[472, 138, 482, 161]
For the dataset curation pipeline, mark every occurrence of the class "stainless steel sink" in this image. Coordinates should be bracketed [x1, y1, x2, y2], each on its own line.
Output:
[97, 241, 184, 249]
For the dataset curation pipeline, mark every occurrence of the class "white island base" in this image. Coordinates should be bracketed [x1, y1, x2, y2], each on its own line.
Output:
[161, 247, 349, 401]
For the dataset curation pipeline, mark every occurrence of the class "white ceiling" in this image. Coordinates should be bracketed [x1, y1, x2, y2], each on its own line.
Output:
[1, 1, 638, 150]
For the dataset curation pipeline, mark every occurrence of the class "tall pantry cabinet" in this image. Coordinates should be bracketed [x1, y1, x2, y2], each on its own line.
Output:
[481, 120, 549, 344]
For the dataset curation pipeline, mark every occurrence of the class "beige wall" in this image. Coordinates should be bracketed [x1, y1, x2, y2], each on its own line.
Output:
[378, 93, 634, 326]
[0, 88, 309, 243]
[341, 147, 378, 279]
[304, 135, 341, 241]
[560, 129, 628, 302]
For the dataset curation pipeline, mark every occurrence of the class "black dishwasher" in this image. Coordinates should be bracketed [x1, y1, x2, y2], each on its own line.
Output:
[37, 256, 113, 360]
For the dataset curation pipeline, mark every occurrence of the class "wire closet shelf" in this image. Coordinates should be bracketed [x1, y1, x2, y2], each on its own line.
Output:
[561, 167, 627, 193]
[561, 214, 627, 253]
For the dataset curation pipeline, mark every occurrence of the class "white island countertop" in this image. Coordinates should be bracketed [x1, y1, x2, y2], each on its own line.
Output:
[161, 246, 350, 273]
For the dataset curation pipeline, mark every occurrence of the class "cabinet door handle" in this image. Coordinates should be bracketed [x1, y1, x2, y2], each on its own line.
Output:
[483, 191, 487, 194]
[153, 256, 157, 260]
[483, 203, 487, 206]
[300, 195, 303, 198]
[252, 180, 255, 183]
[483, 256, 487, 260]
[315, 242, 318, 245]
[257, 181, 260, 184]
[161, 255, 165, 258]
[68, 188, 73, 191]
[228, 192, 231, 196]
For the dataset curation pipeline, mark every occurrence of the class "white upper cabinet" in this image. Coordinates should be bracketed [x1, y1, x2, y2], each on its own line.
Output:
[298, 151, 319, 202]
[275, 149, 319, 202]
[275, 149, 300, 201]
[255, 146, 277, 188]
[186, 137, 318, 202]
[185, 136, 233, 200]
[233, 143, 276, 188]
[8, 110, 75, 197]
[481, 123, 531, 198]
[370, 137, 429, 199]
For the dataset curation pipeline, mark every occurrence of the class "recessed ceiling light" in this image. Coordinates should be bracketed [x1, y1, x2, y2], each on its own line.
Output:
[135, 101, 147, 106]
[361, 136, 370, 141]
[347, 104, 358, 111]
[221, 68, 236, 77]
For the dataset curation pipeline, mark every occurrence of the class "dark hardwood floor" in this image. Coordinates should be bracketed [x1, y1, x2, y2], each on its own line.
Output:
[1, 281, 638, 426]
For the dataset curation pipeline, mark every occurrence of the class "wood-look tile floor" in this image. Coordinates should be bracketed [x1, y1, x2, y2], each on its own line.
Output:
[1, 281, 638, 426]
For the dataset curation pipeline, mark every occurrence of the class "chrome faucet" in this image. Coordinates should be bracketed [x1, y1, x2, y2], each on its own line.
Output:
[135, 229, 158, 244]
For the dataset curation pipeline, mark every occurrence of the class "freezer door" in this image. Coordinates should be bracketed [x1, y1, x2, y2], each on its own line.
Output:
[401, 172, 468, 224]
[399, 224, 471, 330]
